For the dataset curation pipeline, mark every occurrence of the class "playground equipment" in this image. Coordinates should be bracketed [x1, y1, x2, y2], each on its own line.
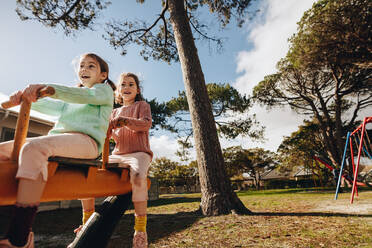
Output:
[313, 155, 368, 189]
[333, 117, 372, 202]
[0, 87, 149, 247]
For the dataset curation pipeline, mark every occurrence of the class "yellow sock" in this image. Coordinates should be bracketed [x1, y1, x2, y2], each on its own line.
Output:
[134, 215, 147, 233]
[82, 209, 94, 225]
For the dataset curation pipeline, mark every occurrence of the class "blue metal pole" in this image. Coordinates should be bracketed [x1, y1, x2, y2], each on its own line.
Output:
[335, 131, 351, 200]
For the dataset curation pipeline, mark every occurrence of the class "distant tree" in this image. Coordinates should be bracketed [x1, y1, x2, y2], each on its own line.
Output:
[288, 0, 372, 69]
[277, 120, 328, 183]
[222, 146, 247, 178]
[146, 98, 174, 132]
[223, 146, 277, 190]
[253, 0, 372, 168]
[166, 83, 263, 160]
[16, 0, 256, 215]
[150, 157, 179, 187]
[150, 157, 198, 188]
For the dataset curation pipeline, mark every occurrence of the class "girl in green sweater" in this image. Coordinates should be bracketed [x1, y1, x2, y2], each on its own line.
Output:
[0, 53, 115, 248]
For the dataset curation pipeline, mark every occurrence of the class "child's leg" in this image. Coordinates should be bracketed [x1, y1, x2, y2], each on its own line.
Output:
[111, 152, 151, 248]
[132, 172, 149, 232]
[4, 175, 44, 247]
[133, 201, 147, 232]
[132, 183, 149, 248]
[69, 198, 95, 237]
[3, 133, 98, 247]
[81, 198, 95, 225]
[0, 140, 15, 161]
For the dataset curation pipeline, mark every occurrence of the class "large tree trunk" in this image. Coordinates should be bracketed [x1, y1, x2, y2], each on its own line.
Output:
[168, 0, 250, 215]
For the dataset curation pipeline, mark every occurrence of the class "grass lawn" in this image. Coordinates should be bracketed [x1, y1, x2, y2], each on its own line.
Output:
[31, 188, 372, 247]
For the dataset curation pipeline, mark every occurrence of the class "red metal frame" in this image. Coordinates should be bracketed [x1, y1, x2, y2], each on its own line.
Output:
[313, 155, 365, 186]
[350, 116, 372, 203]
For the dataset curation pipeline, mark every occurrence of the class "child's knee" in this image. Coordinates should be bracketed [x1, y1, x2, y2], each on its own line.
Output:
[130, 172, 148, 202]
[21, 141, 49, 159]
[132, 173, 146, 188]
[0, 153, 10, 161]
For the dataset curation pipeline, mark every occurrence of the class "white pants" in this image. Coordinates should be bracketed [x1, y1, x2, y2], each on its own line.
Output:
[0, 133, 98, 181]
[109, 152, 151, 202]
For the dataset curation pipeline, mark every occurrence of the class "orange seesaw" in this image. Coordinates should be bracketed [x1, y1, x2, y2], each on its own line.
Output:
[0, 86, 148, 206]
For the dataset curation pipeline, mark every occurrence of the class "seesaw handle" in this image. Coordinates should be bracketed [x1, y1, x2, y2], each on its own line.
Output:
[1, 86, 55, 109]
[6, 86, 55, 161]
[101, 118, 127, 169]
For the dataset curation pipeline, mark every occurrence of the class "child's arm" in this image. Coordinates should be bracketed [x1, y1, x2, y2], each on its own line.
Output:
[106, 109, 117, 139]
[46, 83, 114, 106]
[31, 98, 65, 116]
[7, 85, 64, 116]
[115, 102, 152, 132]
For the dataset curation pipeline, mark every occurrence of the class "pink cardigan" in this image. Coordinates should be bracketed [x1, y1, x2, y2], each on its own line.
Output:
[110, 101, 153, 158]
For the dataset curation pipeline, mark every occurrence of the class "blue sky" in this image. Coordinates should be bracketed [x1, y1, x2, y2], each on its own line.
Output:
[0, 1, 248, 101]
[1, 0, 319, 161]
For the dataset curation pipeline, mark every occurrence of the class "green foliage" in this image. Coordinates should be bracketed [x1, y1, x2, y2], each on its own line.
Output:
[288, 0, 371, 69]
[16, 0, 111, 35]
[146, 98, 175, 132]
[168, 83, 263, 140]
[193, 0, 255, 27]
[277, 120, 326, 177]
[166, 83, 263, 161]
[253, 0, 372, 167]
[223, 146, 277, 181]
[16, 0, 256, 63]
[104, 0, 256, 63]
[150, 157, 198, 187]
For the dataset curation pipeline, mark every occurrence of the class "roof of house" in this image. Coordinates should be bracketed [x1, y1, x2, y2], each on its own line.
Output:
[243, 169, 289, 180]
[0, 92, 55, 126]
[293, 167, 313, 177]
[261, 169, 292, 180]
[242, 166, 313, 181]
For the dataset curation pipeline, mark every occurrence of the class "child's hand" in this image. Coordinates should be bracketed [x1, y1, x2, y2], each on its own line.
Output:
[22, 84, 46, 103]
[107, 117, 121, 138]
[8, 90, 23, 106]
[107, 121, 115, 138]
[109, 117, 127, 130]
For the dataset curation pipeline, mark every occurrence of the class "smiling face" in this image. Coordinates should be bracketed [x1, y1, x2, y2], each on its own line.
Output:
[78, 55, 107, 88]
[118, 76, 139, 106]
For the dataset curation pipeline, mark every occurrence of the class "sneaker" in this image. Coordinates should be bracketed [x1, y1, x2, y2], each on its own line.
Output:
[132, 231, 148, 248]
[0, 232, 34, 248]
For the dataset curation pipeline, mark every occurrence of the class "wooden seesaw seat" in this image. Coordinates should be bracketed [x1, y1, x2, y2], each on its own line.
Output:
[0, 86, 149, 206]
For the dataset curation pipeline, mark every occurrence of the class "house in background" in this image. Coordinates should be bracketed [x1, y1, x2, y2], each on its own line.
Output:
[235, 166, 314, 190]
[260, 166, 314, 189]
[0, 108, 54, 143]
[0, 92, 55, 142]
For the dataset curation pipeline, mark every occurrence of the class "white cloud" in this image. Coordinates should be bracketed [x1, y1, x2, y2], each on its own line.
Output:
[150, 135, 181, 161]
[235, 0, 316, 95]
[232, 0, 317, 151]
[149, 1, 320, 159]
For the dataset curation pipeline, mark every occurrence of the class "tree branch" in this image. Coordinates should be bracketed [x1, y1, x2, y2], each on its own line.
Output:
[56, 0, 81, 21]
[139, 0, 169, 39]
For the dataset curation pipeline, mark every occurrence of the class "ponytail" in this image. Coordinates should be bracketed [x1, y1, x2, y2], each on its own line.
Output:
[104, 79, 116, 91]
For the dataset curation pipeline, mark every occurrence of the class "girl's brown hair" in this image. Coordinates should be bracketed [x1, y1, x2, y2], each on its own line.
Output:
[77, 53, 116, 91]
[114, 72, 144, 106]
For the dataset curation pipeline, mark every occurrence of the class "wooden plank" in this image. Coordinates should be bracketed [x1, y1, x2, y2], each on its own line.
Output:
[48, 157, 120, 168]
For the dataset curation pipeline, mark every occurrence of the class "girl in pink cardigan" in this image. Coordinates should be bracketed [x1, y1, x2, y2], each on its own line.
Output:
[75, 72, 152, 248]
